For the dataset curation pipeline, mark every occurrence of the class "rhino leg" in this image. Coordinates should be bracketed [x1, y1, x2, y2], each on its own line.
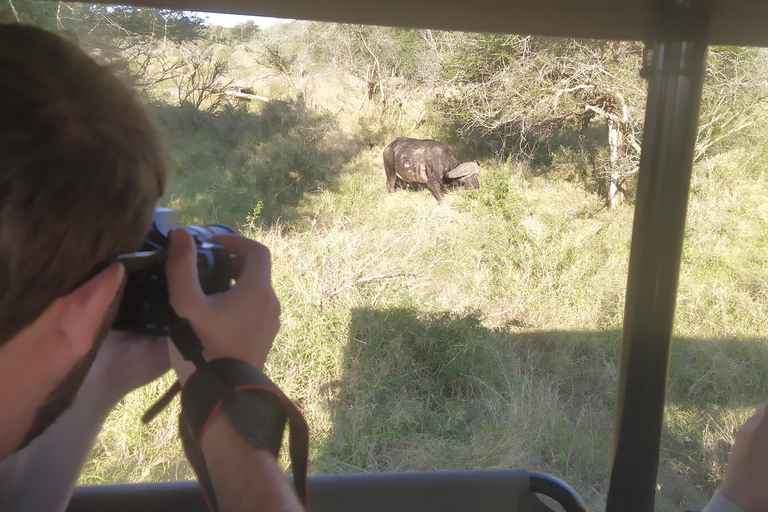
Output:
[426, 173, 444, 202]
[383, 147, 397, 193]
[386, 169, 397, 193]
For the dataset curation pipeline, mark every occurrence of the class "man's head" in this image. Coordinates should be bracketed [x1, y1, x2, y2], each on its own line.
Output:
[0, 24, 166, 456]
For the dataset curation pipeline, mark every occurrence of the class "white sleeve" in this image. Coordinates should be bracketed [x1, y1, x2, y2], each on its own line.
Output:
[702, 490, 747, 512]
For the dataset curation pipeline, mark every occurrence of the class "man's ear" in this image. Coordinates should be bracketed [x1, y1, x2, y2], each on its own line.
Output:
[59, 263, 125, 357]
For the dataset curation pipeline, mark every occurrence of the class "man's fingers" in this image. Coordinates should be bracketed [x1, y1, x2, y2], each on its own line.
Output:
[212, 234, 272, 287]
[166, 229, 207, 317]
[211, 234, 247, 278]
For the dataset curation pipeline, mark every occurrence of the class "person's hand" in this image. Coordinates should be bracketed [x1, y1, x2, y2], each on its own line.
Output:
[80, 331, 171, 408]
[720, 403, 768, 512]
[164, 229, 280, 384]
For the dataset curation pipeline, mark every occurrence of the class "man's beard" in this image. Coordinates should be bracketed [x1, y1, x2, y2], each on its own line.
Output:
[14, 295, 119, 452]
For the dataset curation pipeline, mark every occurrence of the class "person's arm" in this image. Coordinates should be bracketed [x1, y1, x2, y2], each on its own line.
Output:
[0, 332, 169, 512]
[713, 403, 768, 512]
[165, 229, 303, 512]
[201, 414, 304, 512]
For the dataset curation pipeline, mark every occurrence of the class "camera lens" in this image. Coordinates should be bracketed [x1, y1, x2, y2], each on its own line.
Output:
[182, 224, 237, 242]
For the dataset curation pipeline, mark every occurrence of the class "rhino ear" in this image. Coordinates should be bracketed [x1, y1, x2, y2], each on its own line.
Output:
[446, 162, 480, 179]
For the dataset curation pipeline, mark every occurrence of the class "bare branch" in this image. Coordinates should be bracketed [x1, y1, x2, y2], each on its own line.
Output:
[329, 273, 417, 298]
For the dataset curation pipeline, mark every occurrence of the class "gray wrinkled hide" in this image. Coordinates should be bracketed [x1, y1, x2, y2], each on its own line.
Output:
[383, 138, 480, 202]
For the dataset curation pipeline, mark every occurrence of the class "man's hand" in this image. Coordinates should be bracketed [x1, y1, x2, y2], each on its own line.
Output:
[0, 331, 170, 512]
[82, 331, 170, 407]
[164, 229, 280, 384]
[163, 229, 303, 512]
[721, 403, 768, 512]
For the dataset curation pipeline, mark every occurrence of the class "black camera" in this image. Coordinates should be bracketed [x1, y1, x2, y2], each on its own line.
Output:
[112, 207, 236, 335]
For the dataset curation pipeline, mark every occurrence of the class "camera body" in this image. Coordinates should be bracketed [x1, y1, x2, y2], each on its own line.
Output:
[113, 208, 236, 335]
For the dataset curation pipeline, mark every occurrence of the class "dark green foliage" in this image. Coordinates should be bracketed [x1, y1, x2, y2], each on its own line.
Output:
[425, 34, 647, 205]
[337, 308, 509, 456]
[669, 337, 768, 407]
[69, 6, 204, 44]
[154, 98, 357, 228]
[389, 28, 421, 77]
[465, 163, 526, 220]
[5, 3, 203, 44]
[207, 20, 261, 45]
[423, 115, 498, 162]
[440, 33, 519, 82]
[697, 46, 768, 159]
[0, 0, 58, 29]
[232, 20, 262, 42]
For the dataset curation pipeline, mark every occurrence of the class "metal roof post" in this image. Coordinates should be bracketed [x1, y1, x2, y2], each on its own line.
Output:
[606, 1, 709, 511]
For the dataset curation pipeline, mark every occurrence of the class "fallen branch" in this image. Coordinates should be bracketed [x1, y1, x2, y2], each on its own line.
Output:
[223, 91, 270, 102]
[553, 84, 594, 112]
[329, 272, 416, 298]
[480, 308, 516, 322]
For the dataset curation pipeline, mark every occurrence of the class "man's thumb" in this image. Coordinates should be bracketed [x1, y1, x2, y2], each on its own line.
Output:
[165, 229, 205, 317]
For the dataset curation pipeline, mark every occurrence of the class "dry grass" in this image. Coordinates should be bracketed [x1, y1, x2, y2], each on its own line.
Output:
[78, 62, 768, 512]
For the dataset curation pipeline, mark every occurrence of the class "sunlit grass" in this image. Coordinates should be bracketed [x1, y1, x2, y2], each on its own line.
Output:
[79, 95, 768, 512]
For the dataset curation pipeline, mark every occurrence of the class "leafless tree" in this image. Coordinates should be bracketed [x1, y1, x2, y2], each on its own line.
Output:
[696, 47, 768, 161]
[174, 45, 232, 113]
[426, 35, 645, 207]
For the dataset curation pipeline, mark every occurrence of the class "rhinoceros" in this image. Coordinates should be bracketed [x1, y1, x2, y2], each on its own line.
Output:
[383, 138, 480, 202]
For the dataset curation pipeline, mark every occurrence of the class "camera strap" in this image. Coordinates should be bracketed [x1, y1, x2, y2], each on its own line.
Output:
[142, 319, 310, 511]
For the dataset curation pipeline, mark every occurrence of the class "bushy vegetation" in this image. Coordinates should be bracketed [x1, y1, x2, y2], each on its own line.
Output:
[6, 3, 768, 510]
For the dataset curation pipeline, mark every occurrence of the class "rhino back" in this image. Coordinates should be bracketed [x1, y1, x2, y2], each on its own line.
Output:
[386, 138, 460, 183]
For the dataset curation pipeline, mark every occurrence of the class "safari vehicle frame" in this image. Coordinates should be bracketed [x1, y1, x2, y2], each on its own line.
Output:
[62, 0, 768, 511]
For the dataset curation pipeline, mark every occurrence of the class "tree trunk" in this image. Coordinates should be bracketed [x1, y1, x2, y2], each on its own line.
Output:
[607, 102, 626, 209]
[584, 92, 630, 209]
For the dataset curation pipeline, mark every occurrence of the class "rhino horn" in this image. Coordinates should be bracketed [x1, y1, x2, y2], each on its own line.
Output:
[445, 161, 480, 179]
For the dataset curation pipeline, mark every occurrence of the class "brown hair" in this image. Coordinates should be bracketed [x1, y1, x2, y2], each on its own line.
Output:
[0, 24, 166, 344]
